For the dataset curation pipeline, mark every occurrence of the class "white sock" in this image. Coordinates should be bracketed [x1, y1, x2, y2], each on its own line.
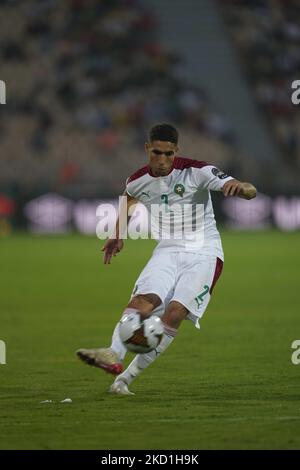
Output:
[110, 308, 139, 362]
[115, 324, 177, 385]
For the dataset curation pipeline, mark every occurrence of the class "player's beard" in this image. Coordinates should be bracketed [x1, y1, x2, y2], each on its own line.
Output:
[152, 167, 169, 176]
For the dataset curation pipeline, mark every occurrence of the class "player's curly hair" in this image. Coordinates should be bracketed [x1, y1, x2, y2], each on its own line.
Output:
[149, 123, 178, 144]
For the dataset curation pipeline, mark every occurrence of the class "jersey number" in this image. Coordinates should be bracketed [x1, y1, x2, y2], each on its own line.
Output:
[161, 194, 168, 205]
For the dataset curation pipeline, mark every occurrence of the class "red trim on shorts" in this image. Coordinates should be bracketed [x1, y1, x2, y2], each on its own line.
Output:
[209, 257, 224, 295]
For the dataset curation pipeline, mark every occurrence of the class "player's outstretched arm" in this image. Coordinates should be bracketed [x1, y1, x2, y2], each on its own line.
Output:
[101, 238, 124, 265]
[101, 191, 138, 265]
[222, 179, 257, 200]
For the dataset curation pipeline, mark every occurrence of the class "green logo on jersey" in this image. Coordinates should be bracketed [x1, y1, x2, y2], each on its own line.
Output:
[140, 191, 150, 198]
[195, 285, 209, 309]
[174, 183, 185, 197]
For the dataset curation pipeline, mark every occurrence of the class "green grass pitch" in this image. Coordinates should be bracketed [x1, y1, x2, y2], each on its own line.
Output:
[0, 231, 300, 449]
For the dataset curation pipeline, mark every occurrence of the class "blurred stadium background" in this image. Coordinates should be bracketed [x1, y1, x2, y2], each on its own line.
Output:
[0, 0, 299, 234]
[1, 0, 300, 450]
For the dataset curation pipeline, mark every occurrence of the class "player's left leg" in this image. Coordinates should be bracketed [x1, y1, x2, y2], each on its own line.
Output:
[110, 300, 188, 393]
[105, 293, 162, 367]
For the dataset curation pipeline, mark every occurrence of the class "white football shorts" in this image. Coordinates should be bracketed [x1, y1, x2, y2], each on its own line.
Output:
[130, 251, 223, 329]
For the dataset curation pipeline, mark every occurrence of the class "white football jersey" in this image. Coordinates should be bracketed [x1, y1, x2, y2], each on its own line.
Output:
[126, 156, 234, 260]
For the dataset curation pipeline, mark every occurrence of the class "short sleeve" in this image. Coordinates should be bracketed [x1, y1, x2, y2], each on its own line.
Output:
[196, 165, 234, 191]
[125, 166, 149, 198]
[125, 177, 134, 197]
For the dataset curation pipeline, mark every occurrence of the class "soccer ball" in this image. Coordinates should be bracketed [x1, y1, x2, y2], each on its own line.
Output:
[119, 313, 164, 354]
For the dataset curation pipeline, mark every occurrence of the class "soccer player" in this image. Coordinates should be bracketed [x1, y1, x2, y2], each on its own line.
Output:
[77, 124, 257, 395]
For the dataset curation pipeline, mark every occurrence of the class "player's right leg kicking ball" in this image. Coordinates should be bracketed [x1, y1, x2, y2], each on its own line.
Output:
[76, 297, 178, 396]
[77, 254, 223, 395]
[76, 294, 162, 388]
[76, 251, 177, 386]
[110, 254, 223, 394]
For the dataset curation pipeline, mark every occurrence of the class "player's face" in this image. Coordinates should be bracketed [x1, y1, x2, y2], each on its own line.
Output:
[145, 140, 178, 177]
